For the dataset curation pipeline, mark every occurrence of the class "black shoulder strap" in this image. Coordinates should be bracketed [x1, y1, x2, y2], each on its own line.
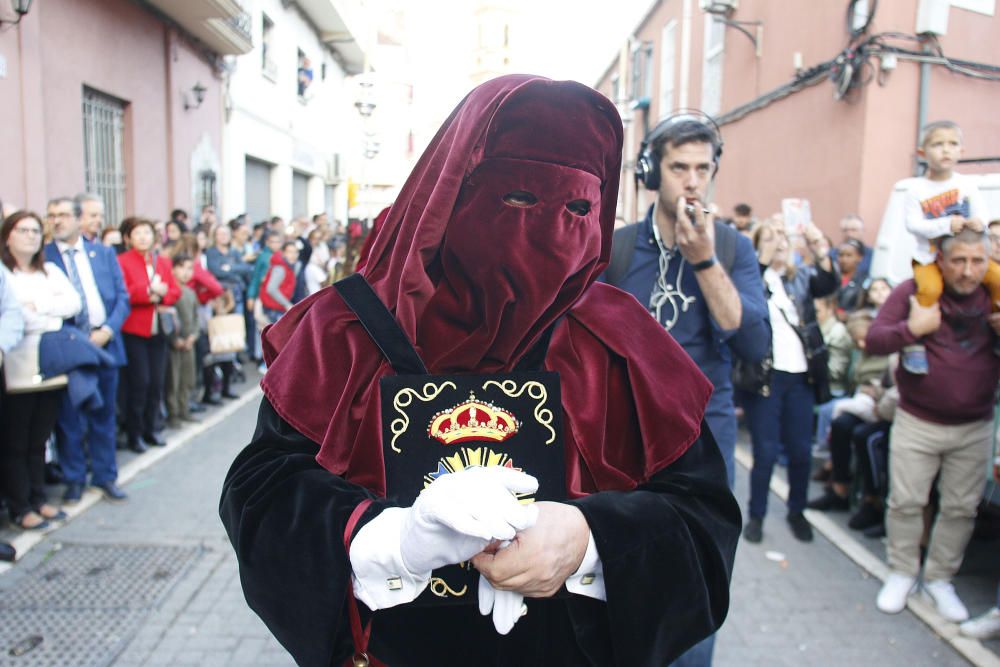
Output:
[714, 221, 738, 276]
[334, 274, 559, 375]
[334, 274, 428, 375]
[605, 222, 641, 287]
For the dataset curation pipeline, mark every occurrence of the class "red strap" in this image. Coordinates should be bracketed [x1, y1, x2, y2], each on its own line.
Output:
[343, 499, 379, 667]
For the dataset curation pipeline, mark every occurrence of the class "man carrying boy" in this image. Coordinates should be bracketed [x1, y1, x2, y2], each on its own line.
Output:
[901, 120, 1000, 374]
[868, 229, 1000, 621]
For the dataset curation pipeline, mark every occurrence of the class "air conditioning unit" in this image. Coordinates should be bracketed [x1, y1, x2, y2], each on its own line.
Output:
[700, 0, 738, 14]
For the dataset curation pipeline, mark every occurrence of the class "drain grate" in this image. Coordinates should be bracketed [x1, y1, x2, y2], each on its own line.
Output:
[1, 609, 137, 666]
[0, 543, 199, 667]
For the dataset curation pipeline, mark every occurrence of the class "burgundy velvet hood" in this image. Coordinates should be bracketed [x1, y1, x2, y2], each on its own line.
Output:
[261, 74, 712, 497]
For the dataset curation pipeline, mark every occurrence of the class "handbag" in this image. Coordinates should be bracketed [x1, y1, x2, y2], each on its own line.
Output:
[207, 313, 246, 355]
[798, 319, 832, 404]
[732, 350, 772, 397]
[784, 314, 832, 405]
[3, 333, 68, 393]
[157, 306, 178, 341]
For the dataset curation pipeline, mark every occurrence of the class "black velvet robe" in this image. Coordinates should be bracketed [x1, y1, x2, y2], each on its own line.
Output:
[219, 398, 741, 667]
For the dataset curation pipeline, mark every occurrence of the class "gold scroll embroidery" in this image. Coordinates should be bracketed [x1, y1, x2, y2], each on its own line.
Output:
[482, 380, 555, 445]
[390, 381, 457, 453]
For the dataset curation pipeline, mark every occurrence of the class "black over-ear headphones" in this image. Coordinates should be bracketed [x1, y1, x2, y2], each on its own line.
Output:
[634, 110, 724, 191]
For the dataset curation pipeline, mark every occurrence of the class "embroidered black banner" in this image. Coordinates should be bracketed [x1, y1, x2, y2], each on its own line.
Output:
[380, 370, 565, 606]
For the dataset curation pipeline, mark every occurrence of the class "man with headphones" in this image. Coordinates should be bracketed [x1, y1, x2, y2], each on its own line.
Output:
[604, 114, 770, 666]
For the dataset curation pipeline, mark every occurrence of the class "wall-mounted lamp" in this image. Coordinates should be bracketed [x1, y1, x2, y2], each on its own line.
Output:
[183, 82, 207, 111]
[1, 0, 33, 26]
[354, 79, 376, 118]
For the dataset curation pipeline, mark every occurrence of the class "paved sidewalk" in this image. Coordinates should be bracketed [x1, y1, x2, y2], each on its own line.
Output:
[716, 461, 969, 667]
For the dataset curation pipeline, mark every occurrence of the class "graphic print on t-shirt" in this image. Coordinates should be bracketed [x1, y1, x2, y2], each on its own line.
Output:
[919, 188, 971, 220]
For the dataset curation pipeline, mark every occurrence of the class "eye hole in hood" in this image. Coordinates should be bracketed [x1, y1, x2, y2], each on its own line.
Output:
[502, 190, 539, 208]
[565, 199, 591, 216]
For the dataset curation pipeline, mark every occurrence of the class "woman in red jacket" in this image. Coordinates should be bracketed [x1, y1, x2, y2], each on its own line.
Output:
[118, 218, 180, 451]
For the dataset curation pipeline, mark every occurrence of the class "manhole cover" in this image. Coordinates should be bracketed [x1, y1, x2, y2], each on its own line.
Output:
[0, 544, 199, 667]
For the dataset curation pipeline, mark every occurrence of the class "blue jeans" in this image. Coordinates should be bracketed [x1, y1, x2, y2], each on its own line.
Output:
[814, 398, 839, 449]
[743, 371, 815, 518]
[55, 365, 119, 485]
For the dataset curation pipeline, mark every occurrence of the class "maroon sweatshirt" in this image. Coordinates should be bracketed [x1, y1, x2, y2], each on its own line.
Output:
[866, 279, 999, 425]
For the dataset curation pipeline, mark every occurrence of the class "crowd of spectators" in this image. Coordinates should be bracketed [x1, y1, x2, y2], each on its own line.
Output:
[727, 197, 998, 640]
[0, 194, 356, 563]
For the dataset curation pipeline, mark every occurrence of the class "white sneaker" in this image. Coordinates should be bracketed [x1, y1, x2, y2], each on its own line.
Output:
[959, 607, 1000, 639]
[923, 580, 970, 622]
[877, 572, 917, 614]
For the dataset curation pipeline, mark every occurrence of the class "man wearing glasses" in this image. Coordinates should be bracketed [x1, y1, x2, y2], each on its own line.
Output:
[44, 196, 130, 502]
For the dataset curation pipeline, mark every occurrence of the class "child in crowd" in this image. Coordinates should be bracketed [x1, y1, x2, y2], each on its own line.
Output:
[860, 277, 892, 315]
[809, 310, 891, 510]
[816, 295, 852, 398]
[832, 311, 890, 424]
[166, 254, 199, 428]
[811, 295, 854, 468]
[901, 120, 1000, 374]
[260, 241, 301, 324]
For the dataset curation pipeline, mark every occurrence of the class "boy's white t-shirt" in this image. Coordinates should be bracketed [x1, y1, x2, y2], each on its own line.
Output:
[904, 172, 988, 264]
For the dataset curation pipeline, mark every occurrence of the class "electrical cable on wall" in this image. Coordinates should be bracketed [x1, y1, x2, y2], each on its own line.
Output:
[716, 1, 1000, 126]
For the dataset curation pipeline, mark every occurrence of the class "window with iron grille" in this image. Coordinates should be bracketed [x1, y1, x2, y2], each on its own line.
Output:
[630, 41, 654, 101]
[197, 169, 218, 213]
[82, 87, 127, 228]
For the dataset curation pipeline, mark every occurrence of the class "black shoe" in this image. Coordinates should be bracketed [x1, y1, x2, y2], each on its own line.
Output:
[787, 513, 814, 542]
[93, 481, 127, 501]
[744, 517, 763, 543]
[37, 508, 67, 522]
[128, 438, 148, 454]
[811, 467, 832, 483]
[142, 431, 166, 447]
[863, 521, 886, 539]
[221, 390, 239, 400]
[201, 394, 222, 406]
[848, 503, 883, 531]
[0, 542, 15, 562]
[63, 482, 85, 504]
[45, 462, 67, 485]
[806, 489, 850, 512]
[15, 512, 50, 531]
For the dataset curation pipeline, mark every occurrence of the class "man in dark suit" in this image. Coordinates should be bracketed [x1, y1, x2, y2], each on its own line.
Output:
[45, 196, 131, 503]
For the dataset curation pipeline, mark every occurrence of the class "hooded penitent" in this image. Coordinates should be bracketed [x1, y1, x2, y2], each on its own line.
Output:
[260, 74, 713, 497]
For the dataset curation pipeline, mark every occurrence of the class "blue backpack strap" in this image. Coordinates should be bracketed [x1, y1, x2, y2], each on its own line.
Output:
[605, 222, 641, 287]
[713, 220, 738, 276]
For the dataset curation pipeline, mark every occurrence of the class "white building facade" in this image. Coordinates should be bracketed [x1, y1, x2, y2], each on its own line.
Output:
[221, 0, 370, 225]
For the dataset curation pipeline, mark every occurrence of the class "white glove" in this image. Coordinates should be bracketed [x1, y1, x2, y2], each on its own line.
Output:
[478, 547, 526, 635]
[399, 466, 538, 576]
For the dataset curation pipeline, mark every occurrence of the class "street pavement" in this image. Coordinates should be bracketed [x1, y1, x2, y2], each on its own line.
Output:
[0, 386, 995, 666]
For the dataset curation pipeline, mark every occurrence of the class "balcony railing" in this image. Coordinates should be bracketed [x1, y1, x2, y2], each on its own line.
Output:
[225, 10, 252, 45]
